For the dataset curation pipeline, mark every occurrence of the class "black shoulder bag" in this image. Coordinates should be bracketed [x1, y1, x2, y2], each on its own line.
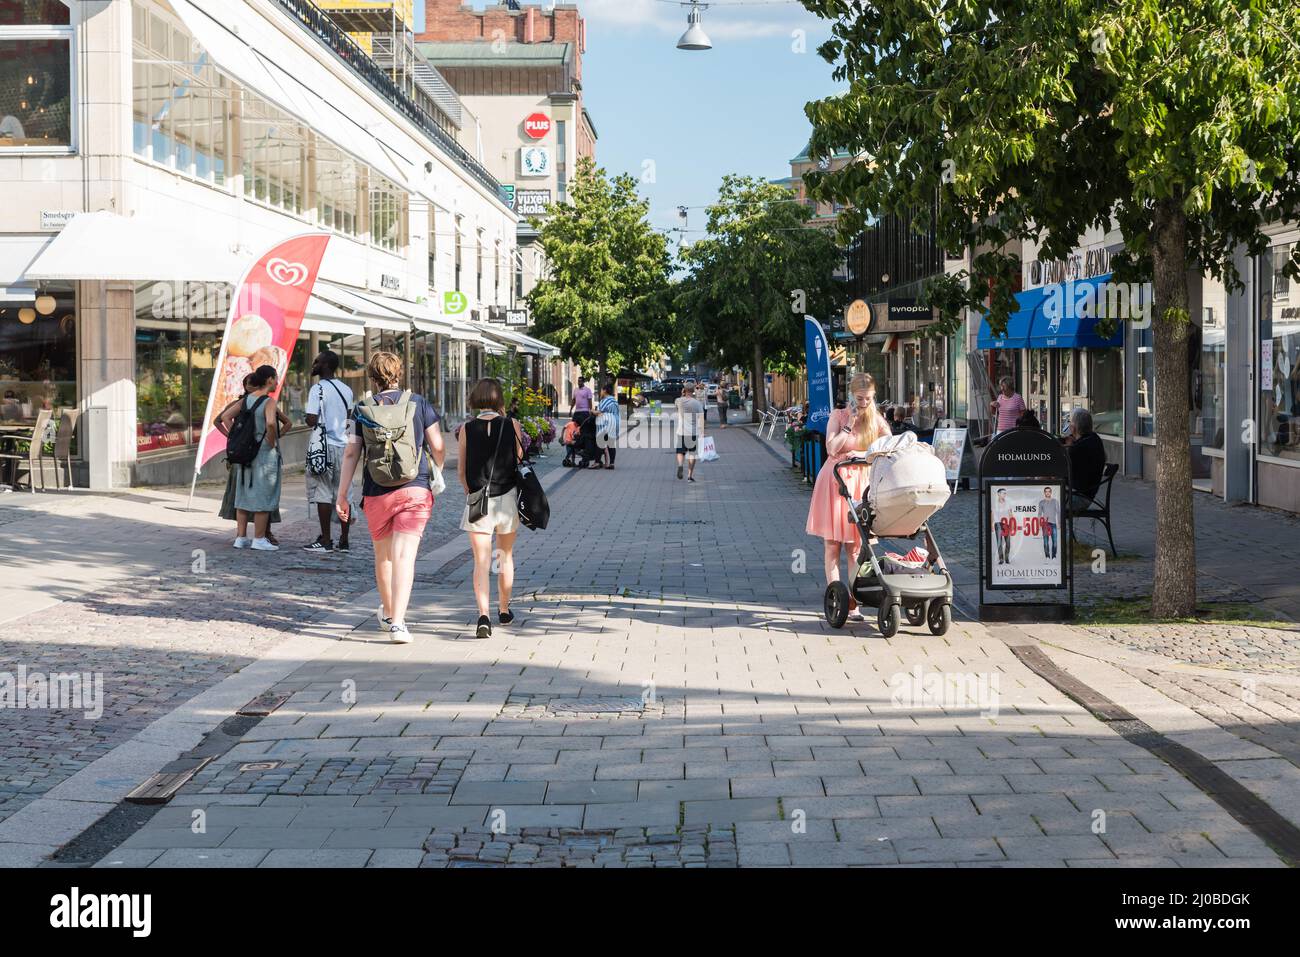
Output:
[466, 417, 507, 523]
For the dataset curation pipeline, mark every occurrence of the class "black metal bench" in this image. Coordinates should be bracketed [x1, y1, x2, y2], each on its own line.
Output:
[1069, 462, 1119, 557]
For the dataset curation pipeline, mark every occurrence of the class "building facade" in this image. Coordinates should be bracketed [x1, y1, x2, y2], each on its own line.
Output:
[416, 0, 595, 407]
[0, 0, 559, 489]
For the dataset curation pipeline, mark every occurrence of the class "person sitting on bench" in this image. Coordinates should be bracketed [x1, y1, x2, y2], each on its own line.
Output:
[1062, 407, 1106, 512]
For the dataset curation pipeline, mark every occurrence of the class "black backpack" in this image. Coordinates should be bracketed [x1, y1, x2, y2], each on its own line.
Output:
[226, 395, 268, 468]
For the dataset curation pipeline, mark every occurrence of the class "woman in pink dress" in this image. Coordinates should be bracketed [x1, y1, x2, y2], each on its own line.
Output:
[806, 373, 891, 615]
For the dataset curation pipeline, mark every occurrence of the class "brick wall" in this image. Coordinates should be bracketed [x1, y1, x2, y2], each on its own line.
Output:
[419, 1, 586, 52]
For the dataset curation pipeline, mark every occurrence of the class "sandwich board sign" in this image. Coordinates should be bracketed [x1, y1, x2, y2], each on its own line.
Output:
[977, 426, 1074, 621]
[930, 427, 967, 488]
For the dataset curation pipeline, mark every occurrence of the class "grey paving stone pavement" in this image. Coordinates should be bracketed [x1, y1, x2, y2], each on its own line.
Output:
[66, 420, 1290, 867]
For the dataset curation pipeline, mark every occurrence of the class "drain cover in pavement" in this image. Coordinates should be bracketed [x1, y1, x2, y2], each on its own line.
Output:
[548, 696, 647, 714]
[502, 693, 664, 719]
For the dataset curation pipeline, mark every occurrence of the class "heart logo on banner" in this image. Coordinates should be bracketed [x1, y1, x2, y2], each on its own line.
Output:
[266, 258, 310, 287]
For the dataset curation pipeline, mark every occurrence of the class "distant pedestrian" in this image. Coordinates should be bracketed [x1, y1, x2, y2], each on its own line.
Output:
[717, 379, 728, 428]
[674, 380, 705, 482]
[596, 383, 620, 469]
[990, 377, 1026, 435]
[459, 378, 524, 639]
[216, 372, 286, 545]
[302, 349, 355, 553]
[335, 352, 445, 644]
[219, 364, 283, 551]
[572, 376, 593, 417]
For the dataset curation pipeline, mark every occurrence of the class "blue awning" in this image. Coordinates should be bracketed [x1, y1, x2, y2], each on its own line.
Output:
[976, 286, 1044, 350]
[1028, 273, 1125, 349]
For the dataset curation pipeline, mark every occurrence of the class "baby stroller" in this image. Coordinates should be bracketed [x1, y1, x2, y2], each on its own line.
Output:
[824, 432, 954, 637]
[560, 414, 599, 468]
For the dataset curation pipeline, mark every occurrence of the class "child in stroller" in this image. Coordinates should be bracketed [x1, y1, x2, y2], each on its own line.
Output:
[561, 413, 600, 468]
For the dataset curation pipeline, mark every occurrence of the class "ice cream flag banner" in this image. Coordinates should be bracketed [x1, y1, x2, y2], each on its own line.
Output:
[192, 233, 331, 471]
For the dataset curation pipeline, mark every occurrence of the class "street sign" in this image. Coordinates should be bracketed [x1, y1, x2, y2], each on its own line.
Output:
[978, 427, 1074, 621]
[523, 113, 551, 139]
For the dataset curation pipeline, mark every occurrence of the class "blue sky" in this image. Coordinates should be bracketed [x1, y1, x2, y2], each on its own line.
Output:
[416, 1, 841, 241]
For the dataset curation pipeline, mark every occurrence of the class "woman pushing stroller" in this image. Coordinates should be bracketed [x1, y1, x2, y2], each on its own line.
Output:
[805, 373, 891, 620]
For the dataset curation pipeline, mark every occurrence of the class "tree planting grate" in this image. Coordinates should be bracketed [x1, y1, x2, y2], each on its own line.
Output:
[501, 693, 666, 720]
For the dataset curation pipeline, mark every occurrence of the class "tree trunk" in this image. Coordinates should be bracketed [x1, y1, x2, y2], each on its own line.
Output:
[1149, 197, 1196, 618]
[751, 338, 766, 423]
[597, 354, 607, 390]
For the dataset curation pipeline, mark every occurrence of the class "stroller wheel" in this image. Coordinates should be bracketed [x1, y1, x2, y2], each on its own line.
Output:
[877, 602, 900, 639]
[824, 581, 850, 629]
[905, 603, 926, 627]
[927, 601, 952, 636]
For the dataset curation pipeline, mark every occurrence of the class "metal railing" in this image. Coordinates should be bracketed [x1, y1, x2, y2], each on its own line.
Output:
[274, 0, 507, 203]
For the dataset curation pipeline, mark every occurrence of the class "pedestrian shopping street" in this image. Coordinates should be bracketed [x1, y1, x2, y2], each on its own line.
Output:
[2, 420, 1297, 868]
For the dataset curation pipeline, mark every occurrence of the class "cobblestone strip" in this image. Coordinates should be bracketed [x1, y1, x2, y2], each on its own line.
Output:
[421, 825, 738, 868]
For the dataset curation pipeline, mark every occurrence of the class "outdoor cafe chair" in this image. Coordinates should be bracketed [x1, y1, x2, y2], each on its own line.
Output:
[0, 407, 54, 492]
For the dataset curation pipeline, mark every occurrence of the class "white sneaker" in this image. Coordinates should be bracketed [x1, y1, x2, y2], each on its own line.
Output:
[377, 606, 393, 632]
[233, 537, 252, 549]
[250, 537, 279, 551]
[388, 621, 412, 644]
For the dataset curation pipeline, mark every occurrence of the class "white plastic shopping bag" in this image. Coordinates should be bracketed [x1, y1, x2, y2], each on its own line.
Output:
[698, 436, 719, 462]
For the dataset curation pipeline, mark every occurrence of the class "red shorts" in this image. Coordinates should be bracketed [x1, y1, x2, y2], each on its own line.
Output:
[363, 487, 433, 541]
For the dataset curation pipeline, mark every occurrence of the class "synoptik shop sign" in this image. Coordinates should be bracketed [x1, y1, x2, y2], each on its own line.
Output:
[804, 316, 833, 434]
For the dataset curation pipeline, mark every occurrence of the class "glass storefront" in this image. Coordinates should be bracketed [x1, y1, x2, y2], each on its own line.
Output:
[0, 2, 72, 151]
[0, 282, 75, 421]
[1135, 325, 1155, 438]
[902, 334, 946, 429]
[1259, 240, 1300, 462]
[135, 282, 228, 454]
[1088, 348, 1124, 437]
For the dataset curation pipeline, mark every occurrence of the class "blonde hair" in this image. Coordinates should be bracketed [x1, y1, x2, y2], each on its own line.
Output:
[367, 351, 403, 391]
[848, 372, 884, 450]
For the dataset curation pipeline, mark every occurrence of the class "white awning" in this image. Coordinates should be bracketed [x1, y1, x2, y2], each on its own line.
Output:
[25, 211, 248, 282]
[413, 317, 456, 335]
[312, 281, 412, 332]
[476, 323, 558, 357]
[0, 234, 54, 287]
[447, 321, 484, 345]
[171, 0, 414, 192]
[302, 295, 366, 336]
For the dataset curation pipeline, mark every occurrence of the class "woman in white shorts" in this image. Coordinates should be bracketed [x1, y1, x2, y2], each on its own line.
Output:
[458, 378, 524, 638]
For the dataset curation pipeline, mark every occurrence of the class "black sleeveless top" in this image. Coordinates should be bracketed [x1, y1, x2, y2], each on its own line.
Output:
[464, 415, 519, 496]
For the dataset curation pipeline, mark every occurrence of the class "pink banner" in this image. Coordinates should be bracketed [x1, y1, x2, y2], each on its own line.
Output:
[193, 233, 331, 470]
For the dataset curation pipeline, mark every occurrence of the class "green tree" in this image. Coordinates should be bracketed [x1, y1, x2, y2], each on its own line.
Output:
[527, 158, 674, 385]
[678, 175, 846, 421]
[801, 0, 1300, 617]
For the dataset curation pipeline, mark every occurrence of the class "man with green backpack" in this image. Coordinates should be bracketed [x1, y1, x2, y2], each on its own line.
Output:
[335, 352, 446, 644]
